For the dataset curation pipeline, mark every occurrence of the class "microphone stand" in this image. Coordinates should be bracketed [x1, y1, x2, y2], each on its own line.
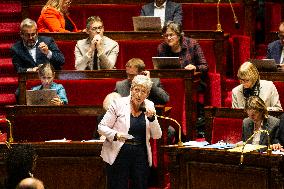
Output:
[216, 0, 239, 32]
[155, 114, 183, 147]
[0, 118, 13, 143]
[240, 129, 271, 165]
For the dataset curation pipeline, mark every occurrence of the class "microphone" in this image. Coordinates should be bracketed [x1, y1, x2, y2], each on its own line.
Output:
[239, 129, 271, 165]
[139, 104, 183, 146]
[216, 0, 240, 31]
[0, 117, 13, 143]
[228, 0, 240, 29]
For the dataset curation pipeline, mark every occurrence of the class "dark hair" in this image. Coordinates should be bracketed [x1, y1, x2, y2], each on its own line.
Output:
[5, 145, 37, 189]
[86, 16, 103, 29]
[245, 96, 268, 119]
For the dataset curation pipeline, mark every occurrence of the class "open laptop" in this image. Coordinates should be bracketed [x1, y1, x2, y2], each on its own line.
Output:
[132, 16, 161, 31]
[26, 89, 57, 105]
[250, 59, 278, 72]
[152, 57, 181, 69]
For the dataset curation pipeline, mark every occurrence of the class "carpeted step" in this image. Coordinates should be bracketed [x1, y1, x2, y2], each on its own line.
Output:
[0, 76, 18, 94]
[0, 42, 14, 58]
[0, 58, 16, 75]
[0, 93, 16, 105]
[0, 22, 20, 41]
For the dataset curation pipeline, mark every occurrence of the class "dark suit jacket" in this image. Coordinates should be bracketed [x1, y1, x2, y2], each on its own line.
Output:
[267, 40, 282, 64]
[242, 115, 280, 145]
[140, 1, 183, 26]
[11, 36, 65, 73]
[277, 113, 284, 146]
[114, 78, 169, 105]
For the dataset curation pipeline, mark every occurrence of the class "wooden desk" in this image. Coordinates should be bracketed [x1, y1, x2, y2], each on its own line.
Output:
[162, 146, 284, 189]
[18, 70, 200, 140]
[0, 142, 106, 189]
[204, 107, 284, 145]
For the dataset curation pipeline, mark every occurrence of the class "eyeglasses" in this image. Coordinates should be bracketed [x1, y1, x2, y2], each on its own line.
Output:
[163, 33, 177, 39]
[64, 1, 72, 5]
[21, 32, 37, 38]
[90, 26, 104, 32]
[239, 78, 250, 83]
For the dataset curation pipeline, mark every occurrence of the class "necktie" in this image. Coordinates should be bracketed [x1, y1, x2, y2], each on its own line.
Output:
[93, 49, 98, 70]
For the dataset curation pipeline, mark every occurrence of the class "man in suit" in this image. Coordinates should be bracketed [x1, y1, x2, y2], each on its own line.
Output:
[11, 18, 65, 73]
[140, 0, 183, 27]
[114, 58, 169, 105]
[75, 16, 119, 70]
[267, 22, 284, 71]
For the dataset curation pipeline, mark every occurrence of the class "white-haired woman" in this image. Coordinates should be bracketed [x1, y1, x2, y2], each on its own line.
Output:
[232, 62, 282, 111]
[98, 75, 162, 189]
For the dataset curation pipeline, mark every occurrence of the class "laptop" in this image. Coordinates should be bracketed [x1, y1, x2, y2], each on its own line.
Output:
[250, 59, 278, 72]
[152, 57, 181, 69]
[26, 89, 57, 105]
[132, 16, 161, 31]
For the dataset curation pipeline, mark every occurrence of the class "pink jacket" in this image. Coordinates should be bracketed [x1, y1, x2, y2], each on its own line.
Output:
[98, 96, 162, 167]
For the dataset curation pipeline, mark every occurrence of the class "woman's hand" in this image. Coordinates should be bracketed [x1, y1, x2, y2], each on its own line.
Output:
[271, 143, 283, 151]
[144, 108, 156, 120]
[115, 132, 128, 142]
[51, 97, 63, 106]
[184, 64, 196, 71]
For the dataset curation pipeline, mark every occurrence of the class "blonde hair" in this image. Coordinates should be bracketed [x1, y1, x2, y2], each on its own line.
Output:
[237, 62, 260, 86]
[125, 58, 145, 73]
[131, 75, 153, 92]
[38, 63, 55, 77]
[245, 96, 268, 119]
[43, 0, 65, 13]
[20, 18, 37, 30]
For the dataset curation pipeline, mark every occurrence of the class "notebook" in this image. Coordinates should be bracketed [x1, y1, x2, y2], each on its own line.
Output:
[132, 16, 161, 31]
[250, 59, 278, 72]
[26, 89, 57, 105]
[152, 57, 181, 69]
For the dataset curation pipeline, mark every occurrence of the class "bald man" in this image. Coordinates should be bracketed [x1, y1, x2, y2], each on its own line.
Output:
[16, 178, 44, 189]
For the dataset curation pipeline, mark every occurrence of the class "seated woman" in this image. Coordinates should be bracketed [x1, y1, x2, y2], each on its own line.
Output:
[37, 0, 79, 32]
[242, 96, 281, 150]
[232, 62, 282, 111]
[32, 63, 68, 105]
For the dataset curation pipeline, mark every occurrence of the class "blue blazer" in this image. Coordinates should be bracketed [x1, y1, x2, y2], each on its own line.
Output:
[11, 36, 65, 73]
[140, 0, 183, 26]
[267, 40, 282, 64]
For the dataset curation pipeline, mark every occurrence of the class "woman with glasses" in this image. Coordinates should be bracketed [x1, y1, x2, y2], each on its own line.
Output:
[157, 21, 208, 73]
[37, 0, 79, 32]
[98, 75, 162, 189]
[232, 61, 282, 111]
[75, 16, 119, 70]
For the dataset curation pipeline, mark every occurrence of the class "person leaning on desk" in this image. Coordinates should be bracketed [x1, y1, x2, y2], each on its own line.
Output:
[242, 96, 282, 151]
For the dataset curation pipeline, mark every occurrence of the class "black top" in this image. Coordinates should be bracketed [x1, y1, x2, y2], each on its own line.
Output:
[64, 15, 74, 31]
[129, 113, 146, 143]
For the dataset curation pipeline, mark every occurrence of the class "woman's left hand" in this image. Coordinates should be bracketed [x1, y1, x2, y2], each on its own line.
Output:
[51, 97, 63, 106]
[185, 64, 196, 71]
[144, 108, 156, 119]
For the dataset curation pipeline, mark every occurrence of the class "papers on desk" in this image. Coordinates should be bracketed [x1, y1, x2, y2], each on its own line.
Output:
[183, 141, 209, 147]
[228, 144, 266, 153]
[203, 143, 236, 149]
[45, 138, 71, 143]
[81, 139, 104, 142]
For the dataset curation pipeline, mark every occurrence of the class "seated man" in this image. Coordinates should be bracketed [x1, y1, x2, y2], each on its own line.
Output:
[11, 18, 65, 73]
[267, 21, 284, 71]
[114, 58, 169, 105]
[140, 0, 183, 27]
[75, 16, 119, 70]
[16, 178, 45, 189]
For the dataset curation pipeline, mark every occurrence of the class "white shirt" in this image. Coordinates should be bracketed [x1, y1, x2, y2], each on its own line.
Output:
[154, 1, 166, 27]
[252, 121, 263, 145]
[280, 47, 284, 64]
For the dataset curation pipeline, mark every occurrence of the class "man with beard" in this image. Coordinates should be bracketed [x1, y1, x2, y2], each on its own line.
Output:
[11, 18, 64, 73]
